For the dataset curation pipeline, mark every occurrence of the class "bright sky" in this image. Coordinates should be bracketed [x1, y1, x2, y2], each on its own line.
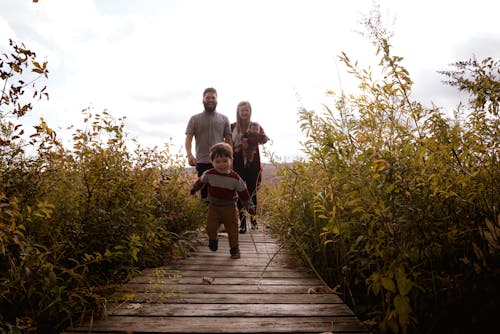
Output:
[1, 0, 499, 163]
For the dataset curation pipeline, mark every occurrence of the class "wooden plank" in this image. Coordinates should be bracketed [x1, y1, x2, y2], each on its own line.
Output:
[110, 293, 344, 304]
[108, 303, 355, 316]
[171, 258, 295, 266]
[66, 316, 370, 333]
[168, 248, 286, 254]
[151, 264, 305, 271]
[200, 240, 280, 245]
[191, 251, 285, 258]
[65, 231, 370, 333]
[138, 269, 312, 278]
[190, 247, 282, 253]
[116, 284, 334, 294]
[128, 276, 320, 285]
[202, 239, 280, 245]
[164, 255, 291, 264]
[216, 237, 278, 243]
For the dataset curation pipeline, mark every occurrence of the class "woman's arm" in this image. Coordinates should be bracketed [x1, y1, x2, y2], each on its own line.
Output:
[257, 123, 269, 144]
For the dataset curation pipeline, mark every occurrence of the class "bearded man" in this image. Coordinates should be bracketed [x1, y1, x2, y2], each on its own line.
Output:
[185, 87, 232, 199]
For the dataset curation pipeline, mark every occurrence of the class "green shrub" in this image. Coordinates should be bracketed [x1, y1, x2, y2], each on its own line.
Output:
[262, 15, 499, 334]
[1, 40, 206, 333]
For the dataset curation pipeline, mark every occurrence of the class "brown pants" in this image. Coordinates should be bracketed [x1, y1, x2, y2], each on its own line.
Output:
[207, 203, 239, 250]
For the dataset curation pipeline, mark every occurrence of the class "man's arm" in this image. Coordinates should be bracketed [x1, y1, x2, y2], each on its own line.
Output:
[185, 133, 196, 166]
[223, 118, 232, 147]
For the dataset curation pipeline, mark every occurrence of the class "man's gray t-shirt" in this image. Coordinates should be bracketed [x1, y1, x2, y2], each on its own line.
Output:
[185, 110, 231, 164]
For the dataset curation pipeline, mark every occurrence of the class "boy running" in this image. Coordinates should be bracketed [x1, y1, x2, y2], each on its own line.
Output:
[190, 142, 255, 259]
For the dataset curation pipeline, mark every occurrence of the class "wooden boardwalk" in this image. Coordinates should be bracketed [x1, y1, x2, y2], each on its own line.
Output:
[65, 230, 370, 333]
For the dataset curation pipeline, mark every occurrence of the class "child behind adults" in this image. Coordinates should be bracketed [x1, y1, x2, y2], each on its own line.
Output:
[190, 142, 255, 259]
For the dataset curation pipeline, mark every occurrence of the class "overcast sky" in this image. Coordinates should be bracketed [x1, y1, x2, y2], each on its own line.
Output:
[1, 0, 499, 163]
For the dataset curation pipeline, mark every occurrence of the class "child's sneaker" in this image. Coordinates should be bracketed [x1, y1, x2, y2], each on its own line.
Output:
[208, 239, 218, 251]
[230, 247, 240, 259]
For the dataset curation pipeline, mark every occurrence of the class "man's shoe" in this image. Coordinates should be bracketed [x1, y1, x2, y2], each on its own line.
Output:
[230, 248, 240, 259]
[208, 239, 218, 251]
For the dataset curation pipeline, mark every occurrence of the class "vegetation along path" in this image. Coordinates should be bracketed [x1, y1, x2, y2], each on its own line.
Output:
[64, 228, 371, 333]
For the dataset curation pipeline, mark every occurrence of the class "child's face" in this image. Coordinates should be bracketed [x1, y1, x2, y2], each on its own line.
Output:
[212, 155, 232, 174]
[249, 124, 259, 133]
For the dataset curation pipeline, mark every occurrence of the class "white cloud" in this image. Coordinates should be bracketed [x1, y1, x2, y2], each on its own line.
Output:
[1, 0, 499, 163]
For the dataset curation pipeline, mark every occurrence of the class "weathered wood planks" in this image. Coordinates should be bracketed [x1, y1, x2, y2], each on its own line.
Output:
[64, 230, 371, 333]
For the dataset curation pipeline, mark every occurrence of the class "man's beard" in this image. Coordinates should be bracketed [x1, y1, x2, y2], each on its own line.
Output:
[203, 102, 217, 112]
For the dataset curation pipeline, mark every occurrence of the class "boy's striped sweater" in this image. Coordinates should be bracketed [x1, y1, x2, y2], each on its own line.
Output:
[191, 168, 255, 212]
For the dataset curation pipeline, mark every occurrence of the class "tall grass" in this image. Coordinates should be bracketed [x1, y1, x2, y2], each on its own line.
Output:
[0, 40, 206, 333]
[261, 17, 499, 334]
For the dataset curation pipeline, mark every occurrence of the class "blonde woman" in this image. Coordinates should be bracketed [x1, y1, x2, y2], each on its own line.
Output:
[231, 101, 269, 233]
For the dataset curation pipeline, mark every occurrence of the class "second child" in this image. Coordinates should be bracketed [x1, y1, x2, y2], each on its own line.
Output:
[190, 142, 255, 259]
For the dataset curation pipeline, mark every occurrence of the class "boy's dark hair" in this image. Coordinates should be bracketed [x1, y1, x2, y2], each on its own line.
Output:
[210, 142, 233, 161]
[203, 87, 217, 96]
